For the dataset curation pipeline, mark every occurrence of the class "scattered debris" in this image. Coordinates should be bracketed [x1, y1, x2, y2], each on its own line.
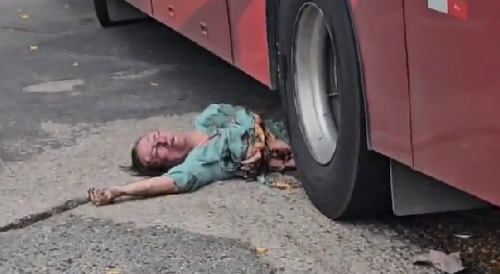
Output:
[150, 81, 159, 86]
[255, 247, 268, 255]
[274, 180, 292, 190]
[255, 172, 301, 190]
[0, 156, 6, 175]
[454, 233, 472, 239]
[21, 14, 28, 19]
[413, 249, 465, 274]
[73, 62, 79, 67]
[30, 45, 38, 51]
[111, 68, 159, 80]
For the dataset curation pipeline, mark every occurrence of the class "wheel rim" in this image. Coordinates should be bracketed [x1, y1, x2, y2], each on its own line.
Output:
[292, 3, 341, 165]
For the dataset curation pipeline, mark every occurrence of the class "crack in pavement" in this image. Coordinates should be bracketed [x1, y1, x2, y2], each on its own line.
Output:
[0, 196, 89, 233]
[0, 25, 62, 35]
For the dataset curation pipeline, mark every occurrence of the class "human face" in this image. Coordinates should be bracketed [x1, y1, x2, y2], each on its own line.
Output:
[136, 130, 189, 168]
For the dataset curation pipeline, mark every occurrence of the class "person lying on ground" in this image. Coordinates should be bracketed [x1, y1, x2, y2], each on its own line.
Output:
[87, 103, 296, 206]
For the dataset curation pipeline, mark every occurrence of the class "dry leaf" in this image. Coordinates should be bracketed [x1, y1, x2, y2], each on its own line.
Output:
[21, 14, 29, 19]
[275, 181, 291, 190]
[106, 268, 122, 274]
[150, 81, 159, 86]
[413, 249, 465, 274]
[255, 247, 268, 254]
[30, 46, 38, 50]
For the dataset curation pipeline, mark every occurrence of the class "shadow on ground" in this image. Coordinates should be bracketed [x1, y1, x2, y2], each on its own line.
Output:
[0, 5, 283, 163]
[347, 208, 500, 274]
[55, 1, 284, 119]
[31, 19, 284, 122]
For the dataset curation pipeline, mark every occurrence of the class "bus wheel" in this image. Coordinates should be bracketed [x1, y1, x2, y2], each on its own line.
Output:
[92, 0, 150, 28]
[278, 0, 392, 220]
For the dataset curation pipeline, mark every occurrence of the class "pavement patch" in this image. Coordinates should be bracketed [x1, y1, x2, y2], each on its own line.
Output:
[0, 214, 276, 274]
[22, 78, 84, 93]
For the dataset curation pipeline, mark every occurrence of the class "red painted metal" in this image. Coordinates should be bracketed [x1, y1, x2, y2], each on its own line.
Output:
[124, 0, 153, 16]
[227, 0, 271, 86]
[151, 0, 233, 63]
[149, 0, 270, 84]
[350, 0, 413, 166]
[149, 0, 177, 29]
[448, 0, 468, 20]
[404, 0, 500, 206]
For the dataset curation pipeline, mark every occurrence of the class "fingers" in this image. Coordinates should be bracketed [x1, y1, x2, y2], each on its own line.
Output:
[87, 188, 112, 207]
[88, 188, 102, 206]
[245, 141, 265, 160]
[87, 188, 96, 203]
[268, 139, 290, 151]
[267, 158, 286, 171]
[242, 150, 262, 165]
[253, 142, 266, 149]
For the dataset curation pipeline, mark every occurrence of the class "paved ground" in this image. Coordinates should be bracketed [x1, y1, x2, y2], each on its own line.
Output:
[1, 0, 499, 273]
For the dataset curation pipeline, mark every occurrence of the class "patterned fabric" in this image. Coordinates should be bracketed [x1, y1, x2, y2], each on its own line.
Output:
[162, 104, 292, 192]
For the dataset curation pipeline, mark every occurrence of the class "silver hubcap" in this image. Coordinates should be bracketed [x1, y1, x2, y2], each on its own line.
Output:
[292, 3, 341, 165]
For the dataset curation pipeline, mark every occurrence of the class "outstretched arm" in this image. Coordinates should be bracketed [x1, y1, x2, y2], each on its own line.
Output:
[112, 176, 179, 197]
[88, 176, 180, 206]
[88, 159, 232, 206]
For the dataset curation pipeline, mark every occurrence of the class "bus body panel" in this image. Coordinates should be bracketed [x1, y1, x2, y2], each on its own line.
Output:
[148, 0, 270, 83]
[227, 0, 271, 86]
[404, 0, 500, 206]
[149, 0, 177, 29]
[351, 0, 413, 166]
[151, 0, 233, 63]
[125, 0, 153, 15]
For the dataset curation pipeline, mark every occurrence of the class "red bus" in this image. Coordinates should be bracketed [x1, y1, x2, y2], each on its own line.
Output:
[92, 0, 498, 220]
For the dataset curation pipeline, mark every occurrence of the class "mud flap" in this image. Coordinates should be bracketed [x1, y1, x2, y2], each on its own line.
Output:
[390, 160, 491, 216]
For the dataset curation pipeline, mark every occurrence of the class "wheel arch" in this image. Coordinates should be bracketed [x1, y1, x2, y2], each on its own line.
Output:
[343, 0, 375, 150]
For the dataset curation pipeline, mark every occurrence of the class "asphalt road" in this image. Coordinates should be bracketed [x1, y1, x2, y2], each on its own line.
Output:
[0, 0, 499, 273]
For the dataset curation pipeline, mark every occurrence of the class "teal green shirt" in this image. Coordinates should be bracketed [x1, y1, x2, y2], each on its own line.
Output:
[163, 104, 256, 193]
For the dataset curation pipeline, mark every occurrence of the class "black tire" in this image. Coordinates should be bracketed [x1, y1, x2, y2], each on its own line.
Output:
[92, 0, 150, 28]
[277, 0, 392, 220]
[93, 0, 113, 27]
